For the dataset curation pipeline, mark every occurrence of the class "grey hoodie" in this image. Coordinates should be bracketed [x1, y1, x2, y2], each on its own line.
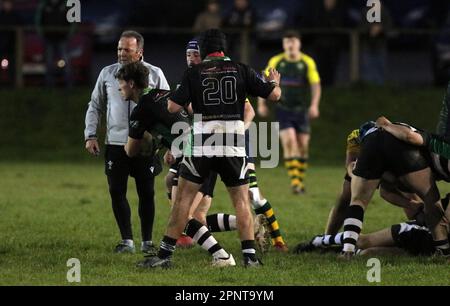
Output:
[84, 62, 170, 145]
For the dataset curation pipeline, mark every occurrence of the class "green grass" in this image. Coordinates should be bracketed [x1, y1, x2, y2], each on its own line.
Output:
[1, 161, 449, 286]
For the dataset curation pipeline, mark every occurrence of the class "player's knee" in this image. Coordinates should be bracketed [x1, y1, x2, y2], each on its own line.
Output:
[236, 213, 252, 229]
[234, 200, 251, 215]
[192, 212, 207, 225]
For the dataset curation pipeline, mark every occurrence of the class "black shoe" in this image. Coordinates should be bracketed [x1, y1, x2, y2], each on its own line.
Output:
[293, 235, 322, 254]
[136, 255, 172, 269]
[141, 242, 157, 255]
[243, 256, 263, 267]
[293, 241, 316, 254]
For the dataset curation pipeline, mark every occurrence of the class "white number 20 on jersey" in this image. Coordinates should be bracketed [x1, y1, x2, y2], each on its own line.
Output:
[202, 76, 237, 105]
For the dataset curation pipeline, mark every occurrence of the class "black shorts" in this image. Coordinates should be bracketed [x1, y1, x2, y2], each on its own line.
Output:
[353, 131, 429, 180]
[199, 172, 218, 197]
[391, 222, 435, 256]
[179, 156, 249, 187]
[104, 145, 156, 180]
[170, 157, 218, 197]
[276, 108, 310, 133]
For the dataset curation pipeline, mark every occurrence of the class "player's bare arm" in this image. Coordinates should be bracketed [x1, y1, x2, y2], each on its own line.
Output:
[257, 97, 269, 117]
[309, 83, 321, 119]
[376, 116, 424, 146]
[244, 101, 256, 130]
[168, 99, 183, 113]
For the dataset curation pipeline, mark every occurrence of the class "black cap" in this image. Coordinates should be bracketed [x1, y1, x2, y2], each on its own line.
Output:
[199, 29, 227, 59]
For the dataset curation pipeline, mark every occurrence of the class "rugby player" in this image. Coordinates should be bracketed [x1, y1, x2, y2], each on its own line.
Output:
[165, 39, 288, 252]
[325, 122, 425, 235]
[258, 30, 321, 194]
[295, 195, 449, 257]
[339, 121, 450, 259]
[140, 29, 282, 268]
[116, 61, 238, 267]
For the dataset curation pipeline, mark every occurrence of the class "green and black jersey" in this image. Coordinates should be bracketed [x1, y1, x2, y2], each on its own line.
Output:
[129, 88, 191, 149]
[264, 52, 320, 112]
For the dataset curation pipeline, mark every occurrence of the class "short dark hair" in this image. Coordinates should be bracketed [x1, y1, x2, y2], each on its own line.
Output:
[199, 29, 227, 59]
[283, 30, 301, 40]
[120, 30, 144, 50]
[115, 62, 149, 89]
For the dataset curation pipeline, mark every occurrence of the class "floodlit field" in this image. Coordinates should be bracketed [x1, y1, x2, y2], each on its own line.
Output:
[1, 162, 449, 286]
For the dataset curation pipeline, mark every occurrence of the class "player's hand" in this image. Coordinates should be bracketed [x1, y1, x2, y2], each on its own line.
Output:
[376, 116, 391, 128]
[258, 103, 269, 118]
[164, 150, 175, 165]
[308, 106, 319, 119]
[85, 139, 100, 156]
[266, 68, 281, 85]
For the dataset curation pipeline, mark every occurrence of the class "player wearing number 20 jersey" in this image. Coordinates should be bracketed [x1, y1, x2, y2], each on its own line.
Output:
[171, 47, 276, 186]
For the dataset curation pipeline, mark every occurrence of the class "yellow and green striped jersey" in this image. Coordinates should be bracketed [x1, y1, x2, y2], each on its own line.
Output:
[346, 129, 361, 155]
[264, 52, 320, 112]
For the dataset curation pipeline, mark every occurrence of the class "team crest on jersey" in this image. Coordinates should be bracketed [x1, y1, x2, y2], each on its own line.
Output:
[297, 63, 304, 70]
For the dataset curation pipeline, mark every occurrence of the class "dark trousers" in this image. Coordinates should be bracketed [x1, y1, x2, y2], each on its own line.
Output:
[105, 145, 156, 242]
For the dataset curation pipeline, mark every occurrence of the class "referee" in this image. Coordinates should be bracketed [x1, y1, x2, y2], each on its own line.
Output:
[84, 30, 170, 254]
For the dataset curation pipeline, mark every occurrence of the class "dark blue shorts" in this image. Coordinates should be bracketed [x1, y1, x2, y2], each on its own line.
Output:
[276, 108, 310, 133]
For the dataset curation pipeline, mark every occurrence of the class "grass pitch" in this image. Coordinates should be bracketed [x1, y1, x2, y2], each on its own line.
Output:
[1, 161, 449, 286]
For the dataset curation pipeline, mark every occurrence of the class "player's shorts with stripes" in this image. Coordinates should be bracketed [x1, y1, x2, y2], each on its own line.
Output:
[170, 156, 218, 197]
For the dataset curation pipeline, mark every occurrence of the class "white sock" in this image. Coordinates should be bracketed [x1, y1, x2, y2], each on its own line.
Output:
[312, 236, 323, 247]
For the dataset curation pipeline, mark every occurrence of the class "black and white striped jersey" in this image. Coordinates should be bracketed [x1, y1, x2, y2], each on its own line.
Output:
[170, 55, 275, 157]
